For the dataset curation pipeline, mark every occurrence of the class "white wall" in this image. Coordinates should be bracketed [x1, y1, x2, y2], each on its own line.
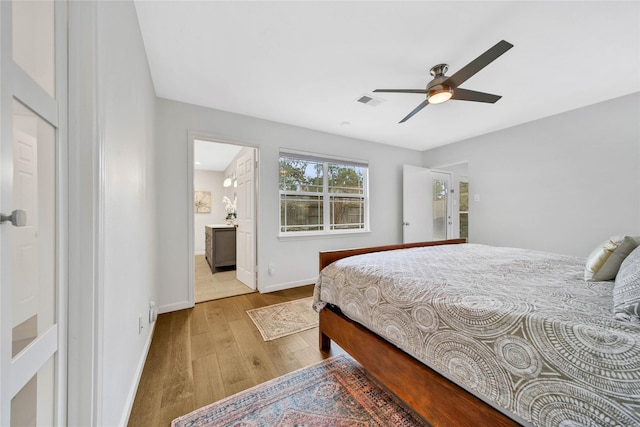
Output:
[423, 93, 640, 257]
[194, 170, 225, 254]
[96, 2, 158, 426]
[155, 98, 420, 312]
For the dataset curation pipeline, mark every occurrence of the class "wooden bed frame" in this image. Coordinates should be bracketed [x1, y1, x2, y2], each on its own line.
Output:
[318, 239, 521, 427]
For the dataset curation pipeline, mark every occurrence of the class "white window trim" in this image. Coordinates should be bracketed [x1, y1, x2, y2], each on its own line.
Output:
[278, 149, 370, 237]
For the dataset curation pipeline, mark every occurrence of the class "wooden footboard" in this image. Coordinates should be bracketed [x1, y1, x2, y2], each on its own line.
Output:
[320, 306, 518, 426]
[318, 239, 520, 426]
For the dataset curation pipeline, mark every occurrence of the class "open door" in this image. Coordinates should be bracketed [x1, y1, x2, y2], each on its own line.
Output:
[402, 165, 432, 243]
[235, 149, 256, 289]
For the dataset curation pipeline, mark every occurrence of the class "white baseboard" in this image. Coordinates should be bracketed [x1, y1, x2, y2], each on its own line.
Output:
[259, 277, 316, 294]
[158, 300, 193, 314]
[118, 321, 156, 427]
[194, 251, 205, 256]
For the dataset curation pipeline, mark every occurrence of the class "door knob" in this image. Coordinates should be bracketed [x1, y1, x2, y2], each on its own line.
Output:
[1, 209, 27, 227]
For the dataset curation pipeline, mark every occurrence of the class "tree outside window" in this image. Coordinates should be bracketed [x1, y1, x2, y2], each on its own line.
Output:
[279, 153, 368, 234]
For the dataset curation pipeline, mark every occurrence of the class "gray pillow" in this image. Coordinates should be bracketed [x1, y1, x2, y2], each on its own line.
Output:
[584, 236, 638, 281]
[613, 245, 640, 323]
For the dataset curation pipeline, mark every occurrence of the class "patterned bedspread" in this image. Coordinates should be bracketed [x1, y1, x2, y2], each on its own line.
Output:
[313, 243, 640, 427]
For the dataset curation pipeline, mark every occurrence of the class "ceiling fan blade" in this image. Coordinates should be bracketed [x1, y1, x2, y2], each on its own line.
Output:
[452, 88, 502, 103]
[399, 99, 429, 123]
[444, 40, 513, 88]
[374, 89, 428, 94]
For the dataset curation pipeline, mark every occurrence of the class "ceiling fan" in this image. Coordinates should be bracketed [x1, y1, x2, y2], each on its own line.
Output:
[374, 40, 514, 123]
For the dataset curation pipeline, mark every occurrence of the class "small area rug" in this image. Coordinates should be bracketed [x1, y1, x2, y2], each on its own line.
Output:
[171, 355, 430, 427]
[246, 296, 318, 341]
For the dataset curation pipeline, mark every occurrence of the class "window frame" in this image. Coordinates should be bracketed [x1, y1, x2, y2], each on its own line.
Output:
[279, 150, 370, 237]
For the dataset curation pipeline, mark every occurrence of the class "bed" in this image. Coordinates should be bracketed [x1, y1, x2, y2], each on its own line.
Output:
[313, 239, 640, 427]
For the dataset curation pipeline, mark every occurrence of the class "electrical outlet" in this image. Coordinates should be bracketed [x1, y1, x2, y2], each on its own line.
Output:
[138, 314, 143, 334]
[268, 263, 275, 276]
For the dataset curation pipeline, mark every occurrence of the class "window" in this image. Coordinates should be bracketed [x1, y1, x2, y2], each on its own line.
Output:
[279, 152, 368, 235]
[459, 177, 469, 240]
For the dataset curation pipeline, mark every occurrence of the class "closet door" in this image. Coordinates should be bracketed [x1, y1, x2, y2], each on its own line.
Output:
[0, 1, 68, 425]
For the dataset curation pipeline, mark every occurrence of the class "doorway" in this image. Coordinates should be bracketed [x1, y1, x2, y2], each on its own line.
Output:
[402, 165, 453, 243]
[431, 171, 453, 240]
[437, 162, 469, 241]
[190, 138, 258, 303]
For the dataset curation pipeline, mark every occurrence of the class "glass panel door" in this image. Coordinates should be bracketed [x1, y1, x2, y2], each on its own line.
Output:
[432, 172, 452, 241]
[1, 1, 66, 425]
[11, 356, 55, 426]
[12, 0, 55, 97]
[459, 177, 469, 240]
[11, 100, 56, 358]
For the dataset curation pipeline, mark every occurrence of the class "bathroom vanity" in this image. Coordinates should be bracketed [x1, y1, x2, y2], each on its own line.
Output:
[205, 224, 236, 273]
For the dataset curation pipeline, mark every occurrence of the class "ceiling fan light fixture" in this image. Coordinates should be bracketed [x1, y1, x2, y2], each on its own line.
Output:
[427, 86, 453, 104]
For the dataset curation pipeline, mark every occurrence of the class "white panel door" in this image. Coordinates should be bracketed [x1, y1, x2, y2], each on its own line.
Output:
[402, 165, 432, 243]
[235, 149, 256, 289]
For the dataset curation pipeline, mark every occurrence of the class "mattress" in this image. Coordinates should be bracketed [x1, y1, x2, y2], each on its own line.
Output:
[313, 243, 640, 427]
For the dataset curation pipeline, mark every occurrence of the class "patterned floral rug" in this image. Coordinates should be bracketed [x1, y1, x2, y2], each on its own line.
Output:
[246, 296, 318, 341]
[171, 355, 430, 427]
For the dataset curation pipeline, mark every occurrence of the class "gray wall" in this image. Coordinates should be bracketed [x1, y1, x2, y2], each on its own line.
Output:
[155, 98, 420, 312]
[423, 93, 640, 257]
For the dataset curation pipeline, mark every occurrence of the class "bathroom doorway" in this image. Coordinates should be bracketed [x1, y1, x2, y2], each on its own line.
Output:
[190, 138, 258, 303]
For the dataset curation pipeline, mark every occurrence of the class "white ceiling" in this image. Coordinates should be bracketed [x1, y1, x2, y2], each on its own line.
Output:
[194, 139, 242, 171]
[135, 1, 640, 152]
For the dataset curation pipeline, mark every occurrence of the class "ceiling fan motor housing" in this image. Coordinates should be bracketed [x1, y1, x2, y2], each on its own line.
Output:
[430, 63, 449, 77]
[426, 65, 453, 96]
[426, 68, 454, 103]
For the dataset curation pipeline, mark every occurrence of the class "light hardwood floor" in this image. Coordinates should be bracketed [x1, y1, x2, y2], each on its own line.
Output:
[127, 285, 344, 427]
[195, 255, 254, 303]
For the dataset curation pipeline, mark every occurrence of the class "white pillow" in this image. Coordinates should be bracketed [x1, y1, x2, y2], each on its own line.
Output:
[584, 236, 639, 281]
[613, 245, 640, 322]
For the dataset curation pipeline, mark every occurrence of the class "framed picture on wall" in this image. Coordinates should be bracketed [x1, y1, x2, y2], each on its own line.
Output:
[194, 191, 212, 213]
